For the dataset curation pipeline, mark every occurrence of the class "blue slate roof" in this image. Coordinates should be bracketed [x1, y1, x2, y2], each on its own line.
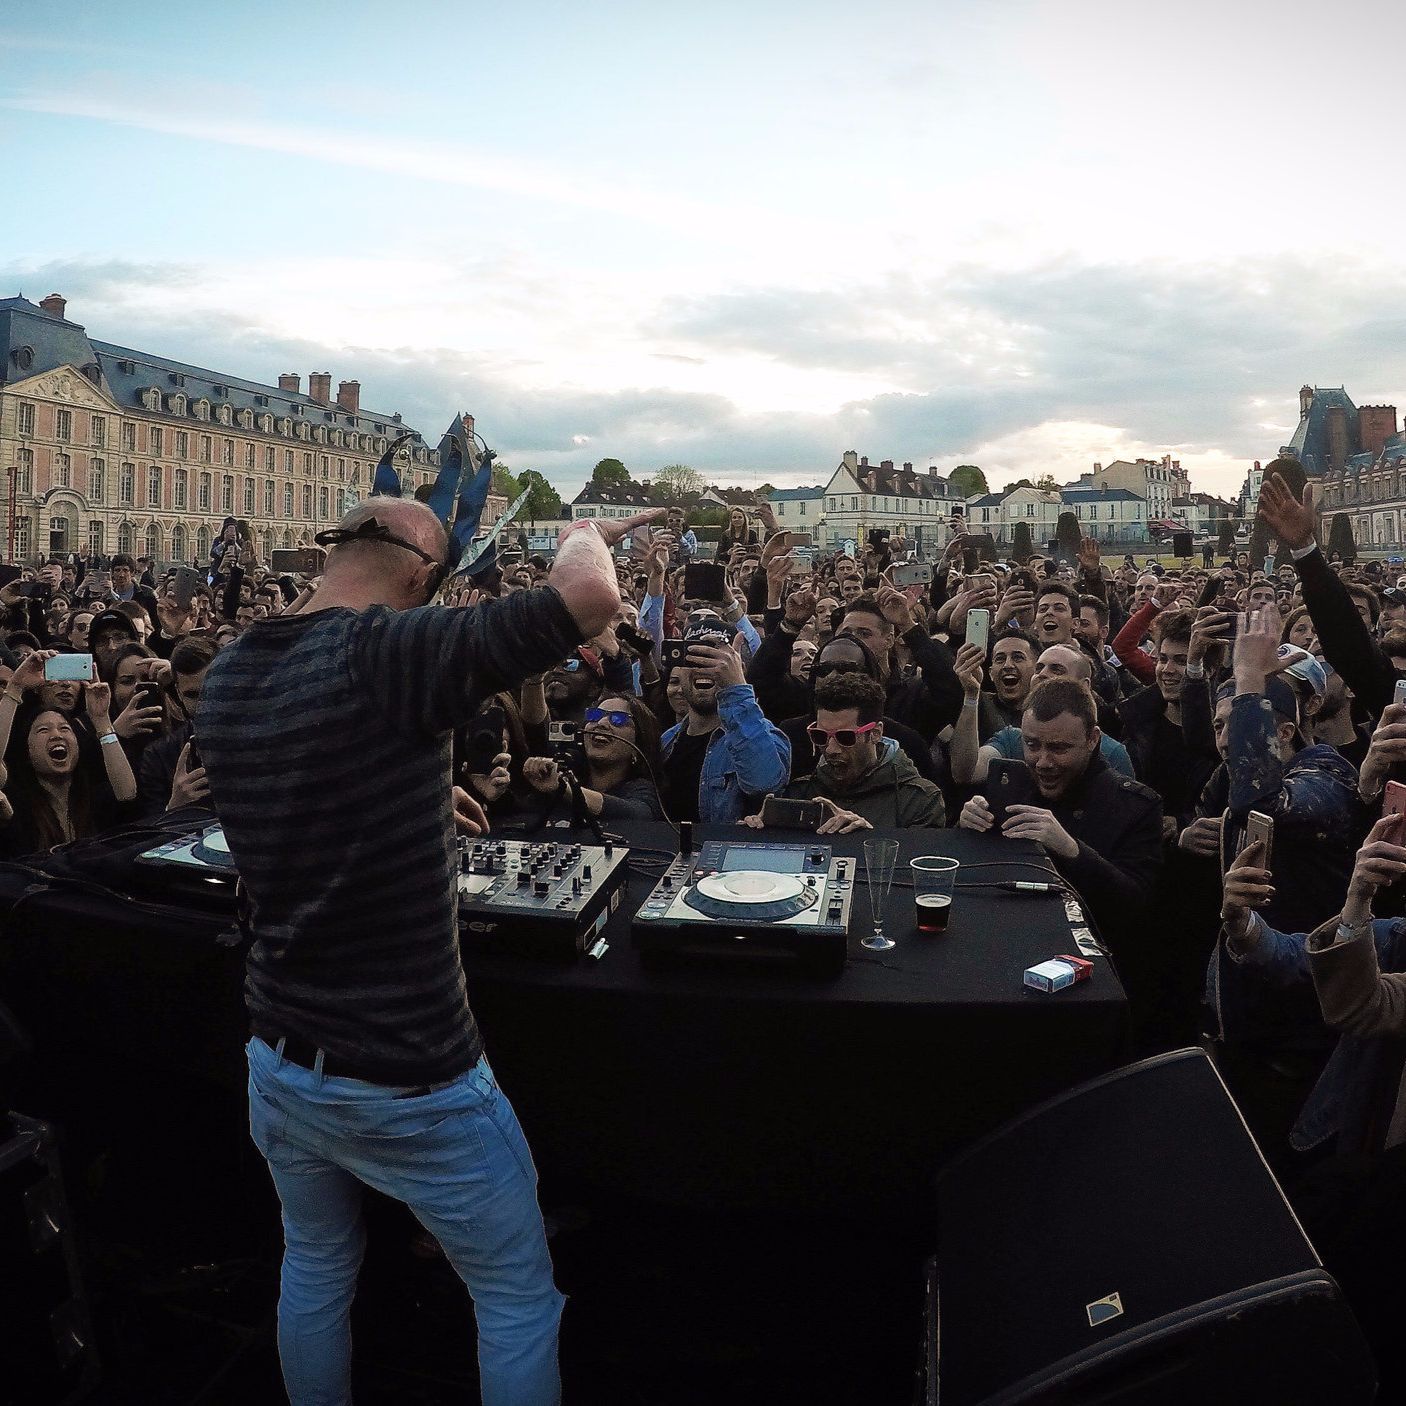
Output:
[1060, 486, 1144, 503]
[764, 485, 824, 501]
[966, 491, 1010, 509]
[0, 294, 427, 450]
[1285, 386, 1358, 476]
[1343, 451, 1374, 475]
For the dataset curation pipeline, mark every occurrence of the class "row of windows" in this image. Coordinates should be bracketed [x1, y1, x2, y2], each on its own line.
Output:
[22, 514, 348, 564]
[14, 398, 422, 463]
[136, 390, 406, 455]
[825, 495, 949, 514]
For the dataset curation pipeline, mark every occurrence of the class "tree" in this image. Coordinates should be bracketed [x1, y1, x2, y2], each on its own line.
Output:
[591, 458, 630, 488]
[1217, 517, 1237, 554]
[516, 469, 563, 522]
[1055, 512, 1082, 563]
[948, 464, 988, 498]
[653, 463, 707, 500]
[1005, 478, 1033, 492]
[491, 463, 520, 502]
[1328, 513, 1358, 561]
[1011, 520, 1034, 564]
[1034, 473, 1060, 493]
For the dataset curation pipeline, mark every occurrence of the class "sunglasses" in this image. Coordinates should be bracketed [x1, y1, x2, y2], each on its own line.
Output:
[812, 661, 862, 680]
[806, 721, 879, 747]
[584, 707, 632, 728]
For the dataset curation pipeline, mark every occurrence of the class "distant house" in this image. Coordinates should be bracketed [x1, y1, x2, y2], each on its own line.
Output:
[569, 481, 656, 520]
[1059, 484, 1147, 545]
[820, 451, 955, 553]
[761, 485, 824, 531]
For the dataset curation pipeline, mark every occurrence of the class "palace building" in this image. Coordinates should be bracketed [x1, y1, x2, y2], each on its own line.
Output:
[0, 292, 436, 564]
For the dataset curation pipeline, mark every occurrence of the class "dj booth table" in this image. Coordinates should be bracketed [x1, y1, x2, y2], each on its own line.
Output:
[0, 821, 1127, 1215]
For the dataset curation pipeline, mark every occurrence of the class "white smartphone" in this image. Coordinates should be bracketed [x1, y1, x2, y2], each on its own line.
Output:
[1394, 678, 1406, 710]
[1245, 810, 1274, 869]
[1263, 556, 1275, 576]
[44, 653, 95, 683]
[967, 607, 991, 653]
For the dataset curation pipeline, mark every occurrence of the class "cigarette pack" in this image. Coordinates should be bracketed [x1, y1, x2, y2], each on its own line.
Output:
[1024, 956, 1093, 993]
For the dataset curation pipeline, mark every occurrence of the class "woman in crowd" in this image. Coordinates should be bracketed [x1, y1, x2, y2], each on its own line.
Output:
[107, 640, 167, 764]
[714, 506, 758, 562]
[456, 692, 532, 822]
[0, 649, 138, 856]
[523, 692, 663, 820]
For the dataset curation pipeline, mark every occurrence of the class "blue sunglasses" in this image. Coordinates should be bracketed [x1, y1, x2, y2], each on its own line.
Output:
[584, 707, 632, 728]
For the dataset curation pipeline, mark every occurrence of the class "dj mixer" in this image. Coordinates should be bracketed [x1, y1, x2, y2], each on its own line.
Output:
[456, 837, 630, 957]
[631, 840, 855, 974]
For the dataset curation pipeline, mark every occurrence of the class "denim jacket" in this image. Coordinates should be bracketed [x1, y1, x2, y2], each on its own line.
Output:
[1214, 912, 1406, 1154]
[661, 683, 791, 824]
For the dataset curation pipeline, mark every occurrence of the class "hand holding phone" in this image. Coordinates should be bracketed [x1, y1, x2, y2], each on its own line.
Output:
[44, 653, 95, 684]
[985, 758, 1035, 832]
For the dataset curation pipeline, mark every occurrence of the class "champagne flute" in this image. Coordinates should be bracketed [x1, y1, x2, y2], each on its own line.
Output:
[862, 838, 899, 951]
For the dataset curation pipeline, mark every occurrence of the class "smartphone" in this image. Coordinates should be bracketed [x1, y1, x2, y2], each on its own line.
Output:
[684, 562, 726, 603]
[615, 621, 653, 655]
[785, 531, 813, 549]
[966, 607, 991, 653]
[1244, 810, 1274, 869]
[44, 653, 95, 683]
[185, 736, 202, 771]
[629, 524, 653, 558]
[173, 565, 200, 611]
[760, 794, 826, 830]
[1263, 556, 1275, 576]
[962, 546, 981, 574]
[661, 638, 689, 670]
[892, 561, 933, 588]
[985, 758, 1036, 832]
[18, 581, 51, 601]
[270, 548, 326, 575]
[135, 679, 165, 708]
[788, 552, 814, 577]
[467, 705, 506, 772]
[1385, 782, 1406, 828]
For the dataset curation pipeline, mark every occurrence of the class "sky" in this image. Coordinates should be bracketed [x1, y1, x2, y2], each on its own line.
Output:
[5, 0, 1406, 503]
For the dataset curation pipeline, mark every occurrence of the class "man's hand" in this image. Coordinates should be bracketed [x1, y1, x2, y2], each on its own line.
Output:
[1220, 837, 1272, 935]
[785, 587, 817, 628]
[156, 594, 195, 640]
[114, 693, 165, 740]
[765, 551, 793, 607]
[1077, 537, 1101, 573]
[523, 756, 562, 795]
[1001, 804, 1079, 858]
[167, 742, 211, 811]
[993, 586, 1033, 630]
[686, 640, 745, 690]
[1178, 815, 1223, 857]
[565, 508, 665, 551]
[1233, 607, 1280, 690]
[815, 796, 873, 834]
[1187, 607, 1231, 666]
[469, 751, 514, 803]
[1152, 581, 1180, 609]
[0, 578, 22, 609]
[451, 785, 490, 836]
[1257, 473, 1317, 552]
[954, 640, 985, 700]
[1359, 703, 1406, 800]
[958, 794, 995, 833]
[588, 624, 621, 659]
[875, 583, 917, 632]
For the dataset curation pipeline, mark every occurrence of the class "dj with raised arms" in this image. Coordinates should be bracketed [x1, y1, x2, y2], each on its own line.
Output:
[197, 497, 659, 1406]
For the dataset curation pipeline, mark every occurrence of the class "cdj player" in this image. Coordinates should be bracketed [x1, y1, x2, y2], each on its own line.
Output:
[632, 840, 855, 975]
[456, 837, 629, 959]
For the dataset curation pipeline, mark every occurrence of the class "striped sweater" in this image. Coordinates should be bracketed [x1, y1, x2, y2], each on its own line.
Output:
[198, 589, 582, 1084]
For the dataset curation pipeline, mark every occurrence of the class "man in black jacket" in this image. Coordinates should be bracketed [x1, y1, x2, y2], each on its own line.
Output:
[957, 679, 1163, 962]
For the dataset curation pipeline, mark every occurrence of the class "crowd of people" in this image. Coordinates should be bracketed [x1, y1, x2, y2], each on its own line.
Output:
[13, 471, 1406, 1392]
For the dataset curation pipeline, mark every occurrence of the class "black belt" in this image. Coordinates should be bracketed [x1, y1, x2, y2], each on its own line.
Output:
[270, 1035, 447, 1099]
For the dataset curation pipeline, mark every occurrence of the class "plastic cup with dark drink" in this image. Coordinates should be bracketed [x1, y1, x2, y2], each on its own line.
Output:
[911, 856, 959, 933]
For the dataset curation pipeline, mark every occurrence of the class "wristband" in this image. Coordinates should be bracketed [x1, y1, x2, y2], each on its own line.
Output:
[963, 696, 980, 708]
[99, 732, 120, 746]
[1184, 661, 1206, 680]
[1290, 541, 1319, 562]
[1336, 917, 1372, 944]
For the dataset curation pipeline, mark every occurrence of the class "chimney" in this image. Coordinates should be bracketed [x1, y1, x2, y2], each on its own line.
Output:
[39, 292, 67, 319]
[278, 373, 301, 394]
[336, 380, 361, 414]
[1359, 405, 1398, 459]
[860, 455, 869, 467]
[1326, 406, 1349, 471]
[1300, 385, 1314, 418]
[1093, 462, 1102, 473]
[308, 372, 332, 406]
[903, 462, 913, 472]
[842, 450, 858, 471]
[880, 459, 894, 470]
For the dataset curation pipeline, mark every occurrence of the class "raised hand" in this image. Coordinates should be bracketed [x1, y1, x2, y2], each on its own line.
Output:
[785, 587, 818, 628]
[1220, 838, 1272, 932]
[1359, 703, 1406, 799]
[168, 742, 211, 811]
[1257, 474, 1317, 552]
[875, 583, 917, 632]
[1077, 537, 1101, 573]
[1232, 607, 1280, 687]
[954, 640, 986, 699]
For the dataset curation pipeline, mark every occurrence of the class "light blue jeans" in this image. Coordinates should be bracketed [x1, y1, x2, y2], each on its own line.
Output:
[246, 1036, 564, 1406]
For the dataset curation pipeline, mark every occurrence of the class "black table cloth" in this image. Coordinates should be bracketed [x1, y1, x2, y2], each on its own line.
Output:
[0, 820, 1128, 1213]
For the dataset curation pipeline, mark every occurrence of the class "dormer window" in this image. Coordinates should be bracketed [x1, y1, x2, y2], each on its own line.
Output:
[168, 371, 186, 387]
[259, 414, 273, 433]
[278, 417, 292, 437]
[12, 345, 34, 371]
[169, 393, 187, 415]
[144, 388, 162, 412]
[193, 399, 211, 421]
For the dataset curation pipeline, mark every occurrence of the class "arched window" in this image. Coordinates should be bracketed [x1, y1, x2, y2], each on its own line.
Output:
[196, 525, 211, 560]
[147, 465, 162, 507]
[169, 393, 186, 415]
[53, 453, 70, 488]
[117, 521, 134, 556]
[171, 523, 187, 563]
[259, 414, 273, 434]
[282, 483, 293, 517]
[221, 475, 234, 513]
[258, 528, 271, 559]
[217, 403, 232, 425]
[281, 528, 294, 550]
[145, 523, 162, 560]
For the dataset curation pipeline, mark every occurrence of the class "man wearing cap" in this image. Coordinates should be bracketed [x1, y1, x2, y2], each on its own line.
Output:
[89, 607, 139, 680]
[660, 618, 790, 823]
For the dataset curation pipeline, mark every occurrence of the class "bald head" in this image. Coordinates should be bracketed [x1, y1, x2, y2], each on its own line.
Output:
[1034, 643, 1092, 684]
[320, 499, 449, 609]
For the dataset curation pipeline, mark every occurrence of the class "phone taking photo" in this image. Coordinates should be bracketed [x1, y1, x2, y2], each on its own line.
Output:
[985, 758, 1035, 832]
[966, 607, 991, 653]
[1244, 810, 1274, 869]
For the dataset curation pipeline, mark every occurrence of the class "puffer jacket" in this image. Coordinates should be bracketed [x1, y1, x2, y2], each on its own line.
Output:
[785, 737, 945, 828]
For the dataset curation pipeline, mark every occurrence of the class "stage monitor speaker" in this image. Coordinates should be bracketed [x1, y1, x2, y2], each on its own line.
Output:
[1171, 531, 1193, 558]
[927, 1049, 1375, 1405]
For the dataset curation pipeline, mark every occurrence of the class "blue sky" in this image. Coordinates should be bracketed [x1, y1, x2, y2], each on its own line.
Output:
[5, 0, 1406, 501]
